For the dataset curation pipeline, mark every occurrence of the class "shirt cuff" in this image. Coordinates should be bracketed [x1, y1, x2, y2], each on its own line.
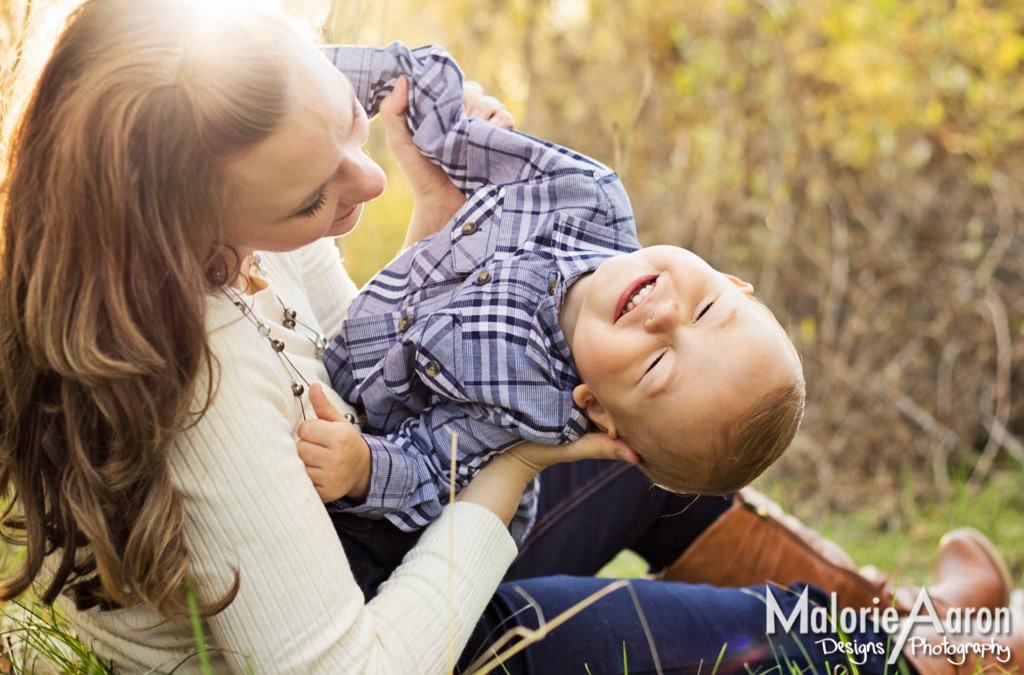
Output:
[333, 434, 419, 516]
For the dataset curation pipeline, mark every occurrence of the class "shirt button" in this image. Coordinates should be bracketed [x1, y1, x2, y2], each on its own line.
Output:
[461, 221, 478, 235]
[476, 271, 492, 285]
[398, 316, 413, 332]
[424, 361, 441, 377]
[547, 281, 557, 296]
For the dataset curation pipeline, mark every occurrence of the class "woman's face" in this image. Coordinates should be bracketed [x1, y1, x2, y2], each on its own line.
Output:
[221, 41, 386, 253]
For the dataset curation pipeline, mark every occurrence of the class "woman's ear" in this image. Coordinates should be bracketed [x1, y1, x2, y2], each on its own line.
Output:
[572, 384, 619, 439]
[723, 273, 754, 295]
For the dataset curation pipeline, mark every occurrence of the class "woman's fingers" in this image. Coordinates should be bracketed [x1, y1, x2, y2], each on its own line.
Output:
[380, 76, 414, 151]
[467, 94, 514, 129]
[557, 433, 638, 464]
[464, 81, 515, 129]
[379, 77, 459, 202]
[506, 433, 639, 474]
[462, 80, 484, 111]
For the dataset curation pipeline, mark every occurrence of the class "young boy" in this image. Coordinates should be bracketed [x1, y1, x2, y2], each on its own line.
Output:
[314, 43, 804, 588]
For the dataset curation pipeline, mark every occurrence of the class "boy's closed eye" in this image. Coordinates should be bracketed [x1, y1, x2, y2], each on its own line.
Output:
[643, 351, 667, 379]
[641, 298, 715, 383]
[694, 300, 715, 322]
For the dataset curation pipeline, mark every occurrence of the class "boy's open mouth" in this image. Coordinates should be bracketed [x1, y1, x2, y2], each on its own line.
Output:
[615, 275, 658, 322]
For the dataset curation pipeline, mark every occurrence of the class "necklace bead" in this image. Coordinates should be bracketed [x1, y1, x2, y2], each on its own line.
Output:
[224, 280, 315, 421]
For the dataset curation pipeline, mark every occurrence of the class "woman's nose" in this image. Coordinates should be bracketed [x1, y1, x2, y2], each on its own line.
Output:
[339, 152, 387, 203]
[644, 298, 679, 334]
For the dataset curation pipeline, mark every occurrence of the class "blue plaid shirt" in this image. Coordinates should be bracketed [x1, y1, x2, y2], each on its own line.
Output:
[324, 43, 640, 540]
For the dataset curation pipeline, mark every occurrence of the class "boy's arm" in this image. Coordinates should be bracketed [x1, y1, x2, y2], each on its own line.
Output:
[329, 402, 524, 528]
[323, 42, 479, 193]
[323, 43, 604, 193]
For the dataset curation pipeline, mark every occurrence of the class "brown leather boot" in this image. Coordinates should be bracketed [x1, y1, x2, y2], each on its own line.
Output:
[891, 528, 1014, 614]
[660, 488, 1012, 614]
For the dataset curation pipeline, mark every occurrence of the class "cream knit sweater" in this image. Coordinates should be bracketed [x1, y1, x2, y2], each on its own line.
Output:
[58, 239, 517, 674]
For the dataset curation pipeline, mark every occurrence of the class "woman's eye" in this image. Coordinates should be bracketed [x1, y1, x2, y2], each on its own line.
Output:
[296, 190, 328, 219]
[695, 301, 714, 322]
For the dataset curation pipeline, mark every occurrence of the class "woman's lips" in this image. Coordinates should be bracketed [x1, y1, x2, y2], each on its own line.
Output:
[333, 205, 358, 224]
[614, 274, 659, 323]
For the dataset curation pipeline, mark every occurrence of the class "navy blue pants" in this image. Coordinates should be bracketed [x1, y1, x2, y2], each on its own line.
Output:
[332, 461, 904, 674]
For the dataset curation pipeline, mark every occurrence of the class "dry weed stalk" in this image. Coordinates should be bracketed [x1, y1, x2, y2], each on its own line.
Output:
[464, 579, 631, 675]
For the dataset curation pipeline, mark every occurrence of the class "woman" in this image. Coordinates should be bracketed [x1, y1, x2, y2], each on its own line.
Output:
[0, 1, 562, 671]
[0, 0, 1017, 673]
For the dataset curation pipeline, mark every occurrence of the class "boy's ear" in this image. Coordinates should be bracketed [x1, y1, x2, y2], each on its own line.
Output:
[572, 385, 642, 466]
[572, 384, 619, 439]
[723, 273, 754, 296]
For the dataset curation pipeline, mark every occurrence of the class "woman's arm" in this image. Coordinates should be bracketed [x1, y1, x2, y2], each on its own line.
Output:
[458, 434, 629, 524]
[172, 308, 627, 673]
[170, 318, 516, 674]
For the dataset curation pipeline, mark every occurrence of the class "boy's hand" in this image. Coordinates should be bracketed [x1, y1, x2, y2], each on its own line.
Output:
[297, 384, 371, 503]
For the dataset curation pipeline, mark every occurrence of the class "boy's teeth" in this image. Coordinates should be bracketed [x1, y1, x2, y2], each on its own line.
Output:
[623, 280, 656, 315]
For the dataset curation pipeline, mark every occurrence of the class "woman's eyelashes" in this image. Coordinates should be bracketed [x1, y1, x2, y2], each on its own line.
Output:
[296, 190, 328, 218]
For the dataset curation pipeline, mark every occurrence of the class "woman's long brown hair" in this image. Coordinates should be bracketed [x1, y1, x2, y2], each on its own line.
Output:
[0, 0, 296, 615]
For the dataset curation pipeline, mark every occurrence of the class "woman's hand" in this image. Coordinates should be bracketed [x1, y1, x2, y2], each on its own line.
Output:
[499, 433, 639, 483]
[457, 434, 638, 526]
[462, 80, 515, 129]
[379, 76, 467, 251]
[379, 77, 515, 251]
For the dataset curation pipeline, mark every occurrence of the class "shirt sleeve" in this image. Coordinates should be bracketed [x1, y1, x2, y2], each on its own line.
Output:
[169, 320, 517, 674]
[321, 42, 608, 194]
[338, 402, 522, 529]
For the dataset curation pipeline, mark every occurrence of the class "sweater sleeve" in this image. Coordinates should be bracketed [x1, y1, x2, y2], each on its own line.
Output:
[294, 238, 358, 340]
[168, 317, 516, 674]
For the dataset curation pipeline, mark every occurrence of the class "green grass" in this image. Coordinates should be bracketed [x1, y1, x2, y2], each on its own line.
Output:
[599, 465, 1024, 585]
[0, 602, 111, 674]
[786, 466, 1024, 585]
[0, 466, 1019, 672]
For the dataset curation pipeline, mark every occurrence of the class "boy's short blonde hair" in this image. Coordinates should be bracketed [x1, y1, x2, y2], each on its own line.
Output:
[625, 379, 806, 495]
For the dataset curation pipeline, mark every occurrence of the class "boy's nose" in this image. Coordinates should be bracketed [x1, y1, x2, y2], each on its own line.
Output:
[643, 298, 680, 334]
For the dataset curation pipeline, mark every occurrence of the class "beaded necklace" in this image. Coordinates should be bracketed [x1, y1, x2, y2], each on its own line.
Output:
[222, 254, 329, 421]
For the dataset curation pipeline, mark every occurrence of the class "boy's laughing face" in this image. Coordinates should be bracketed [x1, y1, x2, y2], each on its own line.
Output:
[564, 246, 801, 453]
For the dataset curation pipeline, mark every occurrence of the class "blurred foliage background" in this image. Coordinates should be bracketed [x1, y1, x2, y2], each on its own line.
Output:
[333, 0, 1024, 573]
[2, 0, 1022, 582]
